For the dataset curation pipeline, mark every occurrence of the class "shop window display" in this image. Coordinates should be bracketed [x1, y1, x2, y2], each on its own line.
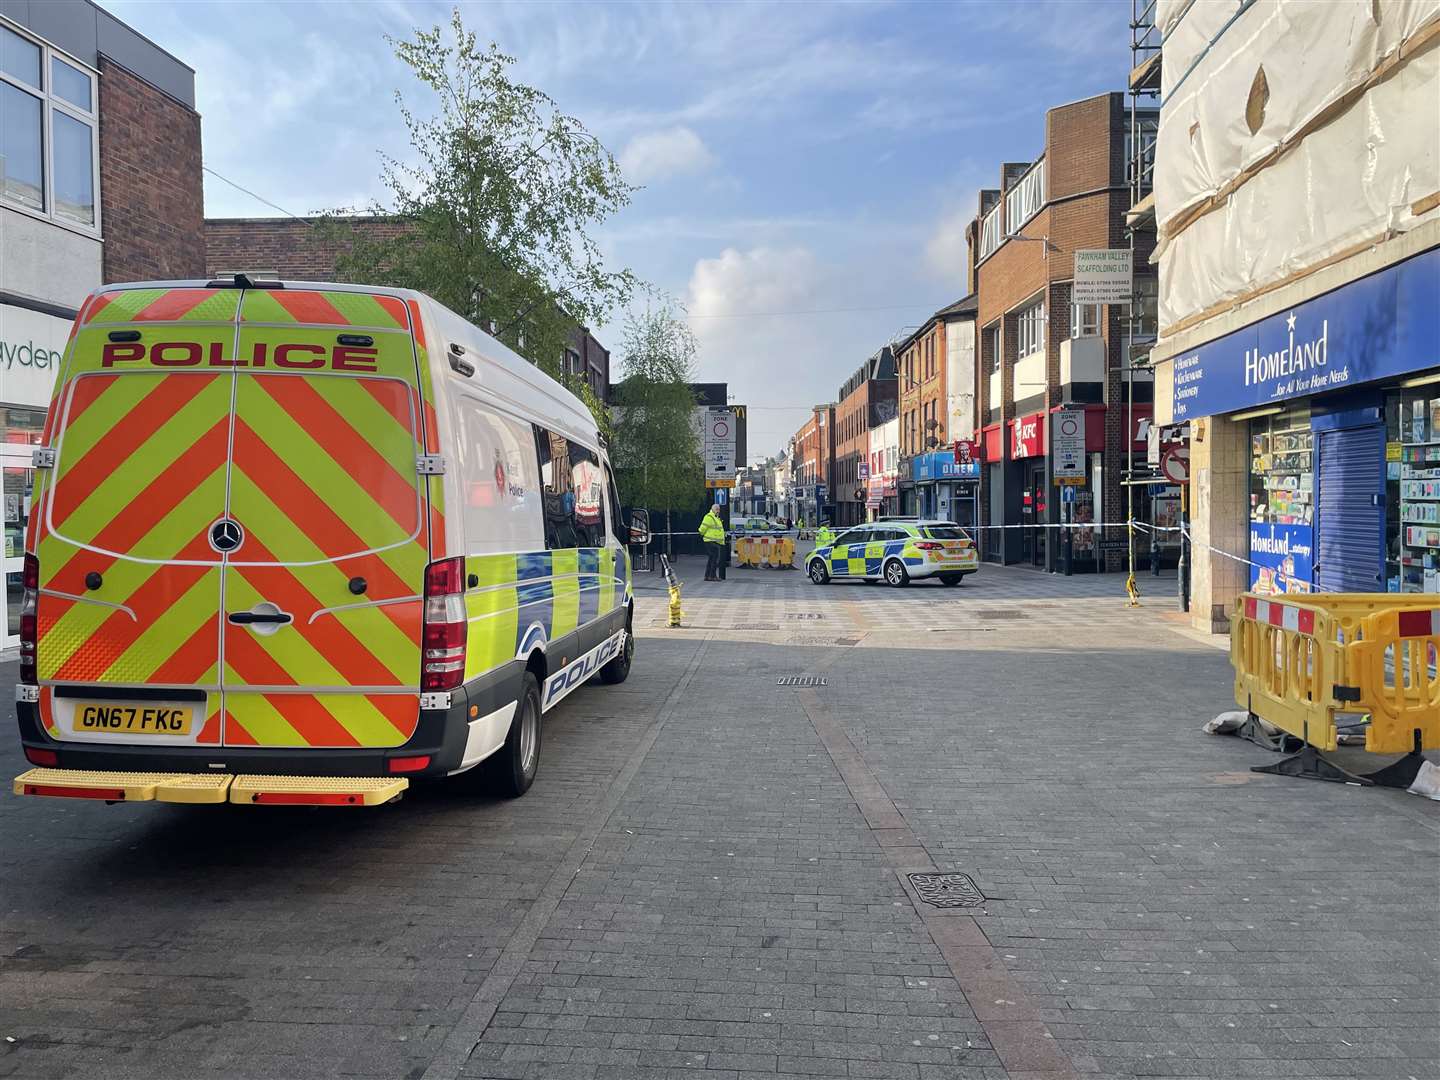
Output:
[1391, 388, 1440, 593]
[1248, 406, 1313, 593]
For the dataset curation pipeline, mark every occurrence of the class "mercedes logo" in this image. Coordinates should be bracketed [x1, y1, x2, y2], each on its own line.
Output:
[209, 518, 245, 554]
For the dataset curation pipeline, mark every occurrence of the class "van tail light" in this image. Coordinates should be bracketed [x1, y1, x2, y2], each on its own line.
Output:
[421, 557, 467, 691]
[19, 553, 38, 684]
[915, 541, 943, 551]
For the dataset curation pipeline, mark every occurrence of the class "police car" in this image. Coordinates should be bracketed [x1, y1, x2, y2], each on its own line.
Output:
[807, 519, 979, 587]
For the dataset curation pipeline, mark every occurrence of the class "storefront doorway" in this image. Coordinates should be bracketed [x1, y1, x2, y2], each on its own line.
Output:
[1023, 462, 1047, 566]
[2, 448, 35, 651]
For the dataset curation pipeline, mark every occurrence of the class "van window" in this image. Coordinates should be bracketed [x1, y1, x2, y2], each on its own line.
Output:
[456, 396, 542, 555]
[604, 463, 625, 543]
[534, 427, 606, 550]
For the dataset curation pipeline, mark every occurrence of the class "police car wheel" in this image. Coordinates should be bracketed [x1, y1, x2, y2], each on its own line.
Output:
[600, 625, 634, 685]
[884, 559, 910, 587]
[808, 559, 830, 585]
[484, 672, 542, 798]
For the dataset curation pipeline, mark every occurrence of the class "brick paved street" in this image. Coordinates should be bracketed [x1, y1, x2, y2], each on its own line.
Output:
[2, 559, 1436, 1080]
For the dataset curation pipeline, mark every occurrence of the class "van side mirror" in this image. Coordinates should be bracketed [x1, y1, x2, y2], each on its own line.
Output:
[626, 508, 651, 546]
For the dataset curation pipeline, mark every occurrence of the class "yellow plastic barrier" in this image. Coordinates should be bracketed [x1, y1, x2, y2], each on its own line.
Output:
[1230, 592, 1439, 785]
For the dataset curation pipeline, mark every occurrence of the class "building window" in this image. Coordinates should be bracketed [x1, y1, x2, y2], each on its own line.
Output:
[1016, 300, 1045, 358]
[978, 203, 1003, 261]
[1005, 159, 1045, 233]
[0, 24, 97, 229]
[1071, 303, 1101, 338]
[1133, 276, 1159, 338]
[1125, 114, 1159, 196]
[988, 324, 1002, 373]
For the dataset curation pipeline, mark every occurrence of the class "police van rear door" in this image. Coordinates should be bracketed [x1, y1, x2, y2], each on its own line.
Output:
[219, 288, 433, 749]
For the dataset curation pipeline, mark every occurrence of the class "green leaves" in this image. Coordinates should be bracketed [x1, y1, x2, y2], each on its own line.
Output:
[322, 7, 635, 431]
[610, 303, 704, 513]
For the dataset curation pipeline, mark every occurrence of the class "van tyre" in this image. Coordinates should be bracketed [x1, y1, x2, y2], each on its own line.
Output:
[599, 626, 633, 685]
[938, 573, 965, 587]
[884, 559, 910, 587]
[808, 559, 830, 585]
[484, 673, 542, 798]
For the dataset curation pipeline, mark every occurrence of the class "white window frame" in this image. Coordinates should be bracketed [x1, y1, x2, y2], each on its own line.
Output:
[0, 17, 101, 236]
[1132, 275, 1159, 338]
[987, 324, 1002, 373]
[1004, 159, 1045, 234]
[1016, 300, 1045, 359]
[1071, 302, 1101, 339]
[978, 203, 1003, 262]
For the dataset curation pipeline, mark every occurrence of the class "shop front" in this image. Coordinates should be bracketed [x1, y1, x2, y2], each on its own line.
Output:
[1172, 247, 1439, 595]
[2, 300, 70, 649]
[910, 451, 978, 526]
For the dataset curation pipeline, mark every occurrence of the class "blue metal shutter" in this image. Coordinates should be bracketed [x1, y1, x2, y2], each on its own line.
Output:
[1316, 425, 1385, 592]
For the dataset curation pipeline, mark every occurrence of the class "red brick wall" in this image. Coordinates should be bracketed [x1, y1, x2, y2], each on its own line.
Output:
[205, 217, 414, 281]
[834, 383, 871, 525]
[98, 58, 205, 283]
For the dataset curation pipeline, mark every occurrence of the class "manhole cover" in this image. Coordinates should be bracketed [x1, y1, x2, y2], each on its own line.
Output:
[909, 872, 985, 908]
[777, 675, 827, 687]
[973, 609, 1027, 621]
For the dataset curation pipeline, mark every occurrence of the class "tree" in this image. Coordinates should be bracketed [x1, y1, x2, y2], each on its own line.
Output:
[609, 302, 703, 553]
[323, 8, 635, 430]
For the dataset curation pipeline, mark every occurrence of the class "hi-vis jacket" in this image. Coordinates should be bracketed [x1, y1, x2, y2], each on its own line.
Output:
[13, 279, 635, 800]
[698, 511, 725, 544]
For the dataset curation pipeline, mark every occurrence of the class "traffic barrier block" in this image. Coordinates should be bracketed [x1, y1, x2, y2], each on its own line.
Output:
[1230, 593, 1439, 786]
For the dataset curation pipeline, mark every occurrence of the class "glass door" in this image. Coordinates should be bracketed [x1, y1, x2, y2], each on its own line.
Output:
[3, 450, 35, 651]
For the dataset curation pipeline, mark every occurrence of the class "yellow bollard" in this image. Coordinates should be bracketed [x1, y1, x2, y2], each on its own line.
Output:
[660, 554, 684, 627]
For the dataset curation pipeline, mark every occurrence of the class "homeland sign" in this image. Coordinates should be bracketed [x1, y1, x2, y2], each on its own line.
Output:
[1170, 248, 1439, 421]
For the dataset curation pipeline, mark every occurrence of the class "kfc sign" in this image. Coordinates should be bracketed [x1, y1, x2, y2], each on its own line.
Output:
[1011, 412, 1044, 459]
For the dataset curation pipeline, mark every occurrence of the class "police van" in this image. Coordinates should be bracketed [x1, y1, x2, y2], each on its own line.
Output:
[12, 278, 646, 806]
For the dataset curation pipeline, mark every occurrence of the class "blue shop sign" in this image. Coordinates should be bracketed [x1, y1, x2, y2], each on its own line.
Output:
[1171, 249, 1439, 421]
[1248, 523, 1314, 594]
[911, 451, 979, 482]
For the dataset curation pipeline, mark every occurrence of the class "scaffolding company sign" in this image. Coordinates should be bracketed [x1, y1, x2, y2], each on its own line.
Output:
[1073, 249, 1132, 305]
[704, 407, 736, 482]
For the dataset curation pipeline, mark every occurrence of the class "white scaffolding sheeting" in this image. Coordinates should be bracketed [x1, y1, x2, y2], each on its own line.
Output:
[1154, 0, 1440, 331]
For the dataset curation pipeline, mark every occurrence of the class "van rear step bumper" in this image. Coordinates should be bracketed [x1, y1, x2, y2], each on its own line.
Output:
[13, 768, 407, 807]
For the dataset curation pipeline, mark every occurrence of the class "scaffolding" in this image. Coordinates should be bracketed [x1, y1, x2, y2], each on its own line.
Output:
[1125, 0, 1174, 601]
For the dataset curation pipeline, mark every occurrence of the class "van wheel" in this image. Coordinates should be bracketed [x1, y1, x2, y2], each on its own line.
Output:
[599, 628, 633, 685]
[938, 573, 964, 587]
[484, 673, 542, 798]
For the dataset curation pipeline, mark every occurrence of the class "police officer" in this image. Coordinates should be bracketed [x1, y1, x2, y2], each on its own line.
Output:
[815, 522, 835, 549]
[699, 504, 726, 581]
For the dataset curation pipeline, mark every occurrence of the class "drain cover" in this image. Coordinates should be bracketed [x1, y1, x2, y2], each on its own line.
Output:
[777, 675, 826, 687]
[785, 612, 824, 620]
[973, 609, 1026, 621]
[909, 872, 985, 908]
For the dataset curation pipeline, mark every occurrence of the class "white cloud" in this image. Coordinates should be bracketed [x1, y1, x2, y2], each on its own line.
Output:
[686, 246, 819, 317]
[619, 127, 716, 184]
[924, 208, 972, 289]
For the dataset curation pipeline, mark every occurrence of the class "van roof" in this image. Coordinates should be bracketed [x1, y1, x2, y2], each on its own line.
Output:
[90, 279, 604, 449]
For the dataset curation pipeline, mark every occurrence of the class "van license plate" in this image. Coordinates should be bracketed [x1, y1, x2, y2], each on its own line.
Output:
[75, 703, 194, 735]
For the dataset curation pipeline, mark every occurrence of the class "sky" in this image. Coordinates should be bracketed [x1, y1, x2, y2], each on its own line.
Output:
[107, 0, 1127, 461]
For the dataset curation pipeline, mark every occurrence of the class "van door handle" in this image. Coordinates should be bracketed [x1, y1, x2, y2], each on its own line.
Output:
[228, 611, 292, 625]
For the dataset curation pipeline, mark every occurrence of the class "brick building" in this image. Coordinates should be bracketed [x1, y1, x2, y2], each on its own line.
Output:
[896, 297, 979, 522]
[789, 405, 834, 527]
[831, 346, 897, 528]
[2, 0, 203, 651]
[966, 91, 1158, 570]
[206, 216, 613, 402]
